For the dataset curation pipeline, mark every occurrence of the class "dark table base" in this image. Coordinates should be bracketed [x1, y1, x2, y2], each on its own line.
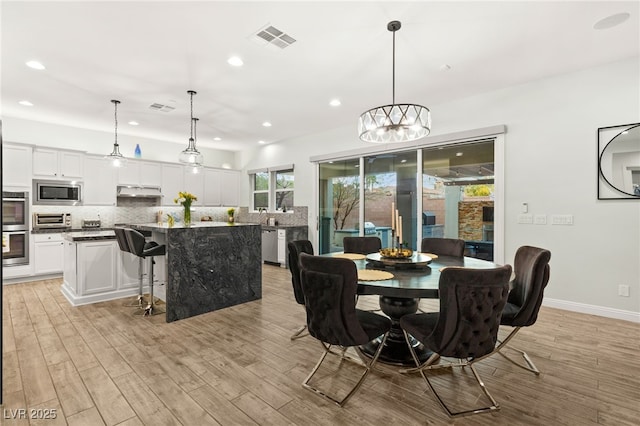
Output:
[361, 295, 432, 366]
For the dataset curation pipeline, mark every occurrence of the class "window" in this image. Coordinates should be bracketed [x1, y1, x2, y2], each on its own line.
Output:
[250, 165, 294, 212]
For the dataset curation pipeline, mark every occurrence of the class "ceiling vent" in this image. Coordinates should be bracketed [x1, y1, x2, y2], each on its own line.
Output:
[148, 103, 175, 112]
[254, 24, 296, 49]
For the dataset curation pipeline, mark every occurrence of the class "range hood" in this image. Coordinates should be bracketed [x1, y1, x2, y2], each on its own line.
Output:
[117, 186, 162, 198]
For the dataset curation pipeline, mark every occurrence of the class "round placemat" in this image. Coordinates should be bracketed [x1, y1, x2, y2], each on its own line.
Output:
[334, 253, 366, 260]
[358, 270, 394, 281]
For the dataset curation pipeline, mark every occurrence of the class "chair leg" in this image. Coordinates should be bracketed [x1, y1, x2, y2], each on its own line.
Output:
[302, 333, 389, 407]
[401, 330, 500, 418]
[290, 324, 308, 340]
[494, 327, 540, 375]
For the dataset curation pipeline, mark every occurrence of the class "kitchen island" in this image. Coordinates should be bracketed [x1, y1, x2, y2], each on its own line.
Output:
[130, 222, 262, 322]
[61, 222, 262, 323]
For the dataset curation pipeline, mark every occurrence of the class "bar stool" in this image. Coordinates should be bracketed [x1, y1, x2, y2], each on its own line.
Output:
[124, 228, 166, 316]
[114, 227, 145, 308]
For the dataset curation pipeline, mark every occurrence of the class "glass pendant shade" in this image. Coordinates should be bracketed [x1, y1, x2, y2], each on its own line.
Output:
[105, 99, 127, 167]
[179, 90, 203, 166]
[359, 21, 431, 143]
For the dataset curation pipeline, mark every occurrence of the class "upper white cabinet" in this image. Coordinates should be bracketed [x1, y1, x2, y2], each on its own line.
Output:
[117, 160, 162, 187]
[161, 164, 184, 205]
[202, 169, 239, 206]
[220, 170, 239, 206]
[184, 168, 205, 206]
[2, 144, 33, 188]
[33, 148, 83, 179]
[83, 155, 117, 205]
[203, 169, 221, 206]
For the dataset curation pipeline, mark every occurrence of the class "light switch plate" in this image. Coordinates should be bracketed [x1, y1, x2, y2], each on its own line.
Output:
[517, 214, 533, 224]
[534, 214, 547, 225]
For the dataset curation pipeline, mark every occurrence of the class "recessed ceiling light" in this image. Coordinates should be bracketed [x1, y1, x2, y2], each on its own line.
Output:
[18, 100, 34, 107]
[594, 12, 630, 30]
[456, 152, 463, 157]
[26, 60, 45, 70]
[128, 121, 139, 126]
[262, 121, 272, 127]
[329, 99, 341, 107]
[258, 140, 266, 144]
[227, 56, 244, 67]
[213, 137, 222, 141]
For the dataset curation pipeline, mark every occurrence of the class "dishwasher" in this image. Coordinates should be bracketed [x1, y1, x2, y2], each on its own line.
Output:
[261, 228, 279, 264]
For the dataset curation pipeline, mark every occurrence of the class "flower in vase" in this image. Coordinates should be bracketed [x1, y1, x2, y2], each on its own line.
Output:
[175, 191, 197, 225]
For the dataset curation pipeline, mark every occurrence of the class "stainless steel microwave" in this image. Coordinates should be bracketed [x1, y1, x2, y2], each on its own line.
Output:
[33, 180, 83, 205]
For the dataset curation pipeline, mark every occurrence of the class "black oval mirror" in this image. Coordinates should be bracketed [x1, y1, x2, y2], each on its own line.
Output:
[599, 124, 640, 197]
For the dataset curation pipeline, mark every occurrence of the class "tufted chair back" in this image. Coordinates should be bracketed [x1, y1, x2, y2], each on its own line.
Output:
[502, 246, 551, 327]
[420, 237, 465, 257]
[343, 236, 382, 255]
[299, 253, 372, 346]
[428, 266, 512, 360]
[287, 240, 314, 305]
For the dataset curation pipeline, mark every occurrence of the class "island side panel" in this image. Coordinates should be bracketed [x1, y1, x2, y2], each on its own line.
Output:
[165, 224, 262, 322]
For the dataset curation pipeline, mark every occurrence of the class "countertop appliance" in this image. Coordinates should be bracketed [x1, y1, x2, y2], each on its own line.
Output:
[81, 219, 101, 228]
[33, 212, 72, 229]
[33, 179, 82, 205]
[2, 191, 29, 266]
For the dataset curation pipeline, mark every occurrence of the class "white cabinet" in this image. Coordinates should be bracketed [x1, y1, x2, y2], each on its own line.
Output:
[33, 148, 83, 179]
[77, 240, 117, 295]
[117, 160, 162, 187]
[203, 169, 221, 206]
[220, 170, 240, 206]
[118, 251, 143, 290]
[202, 169, 239, 206]
[2, 144, 33, 188]
[83, 156, 117, 205]
[184, 168, 205, 206]
[63, 239, 77, 293]
[277, 229, 286, 265]
[34, 233, 64, 274]
[161, 164, 184, 205]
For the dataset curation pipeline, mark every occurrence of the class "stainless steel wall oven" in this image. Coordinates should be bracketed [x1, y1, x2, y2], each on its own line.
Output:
[2, 191, 29, 266]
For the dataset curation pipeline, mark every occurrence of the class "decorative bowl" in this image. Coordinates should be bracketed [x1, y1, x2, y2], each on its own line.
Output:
[379, 248, 413, 259]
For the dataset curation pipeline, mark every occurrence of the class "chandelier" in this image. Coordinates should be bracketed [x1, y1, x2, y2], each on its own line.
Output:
[105, 99, 127, 167]
[358, 21, 431, 143]
[179, 90, 203, 165]
[188, 117, 203, 174]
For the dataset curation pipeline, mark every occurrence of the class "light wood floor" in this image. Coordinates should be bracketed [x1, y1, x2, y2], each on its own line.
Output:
[2, 265, 639, 425]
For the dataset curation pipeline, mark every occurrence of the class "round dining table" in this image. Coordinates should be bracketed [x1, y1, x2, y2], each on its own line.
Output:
[326, 251, 502, 366]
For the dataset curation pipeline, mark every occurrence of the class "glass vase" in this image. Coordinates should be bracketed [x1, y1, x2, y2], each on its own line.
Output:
[183, 206, 191, 226]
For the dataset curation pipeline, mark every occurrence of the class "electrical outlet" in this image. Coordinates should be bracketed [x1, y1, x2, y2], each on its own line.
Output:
[618, 285, 630, 297]
[517, 214, 533, 224]
[551, 214, 574, 225]
[534, 214, 547, 225]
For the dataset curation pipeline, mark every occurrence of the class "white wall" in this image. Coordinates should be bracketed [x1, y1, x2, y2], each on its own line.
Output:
[3, 117, 239, 169]
[239, 57, 640, 320]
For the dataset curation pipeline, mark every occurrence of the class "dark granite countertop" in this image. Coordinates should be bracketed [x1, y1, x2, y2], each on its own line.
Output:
[131, 222, 260, 233]
[64, 230, 116, 242]
[260, 225, 308, 230]
[32, 227, 111, 234]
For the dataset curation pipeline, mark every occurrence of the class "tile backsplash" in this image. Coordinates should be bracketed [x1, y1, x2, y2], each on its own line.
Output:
[31, 205, 309, 228]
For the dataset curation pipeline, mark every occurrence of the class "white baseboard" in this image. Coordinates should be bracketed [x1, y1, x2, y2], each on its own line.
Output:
[544, 298, 640, 323]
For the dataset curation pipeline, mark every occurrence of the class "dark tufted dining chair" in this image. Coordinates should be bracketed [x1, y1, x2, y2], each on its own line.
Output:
[492, 245, 551, 374]
[287, 240, 314, 340]
[298, 253, 391, 407]
[420, 237, 465, 257]
[343, 236, 382, 255]
[399, 265, 512, 418]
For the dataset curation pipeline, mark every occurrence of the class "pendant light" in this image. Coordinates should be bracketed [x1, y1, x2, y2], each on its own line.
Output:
[105, 99, 127, 167]
[188, 117, 202, 174]
[179, 90, 203, 165]
[358, 21, 431, 143]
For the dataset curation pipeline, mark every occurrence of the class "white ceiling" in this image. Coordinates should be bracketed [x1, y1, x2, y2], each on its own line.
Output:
[2, 1, 638, 152]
